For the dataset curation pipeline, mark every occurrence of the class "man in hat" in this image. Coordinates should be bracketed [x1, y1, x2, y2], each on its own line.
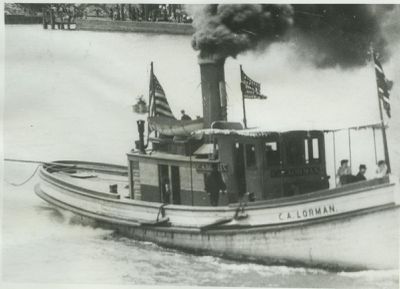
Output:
[354, 164, 367, 182]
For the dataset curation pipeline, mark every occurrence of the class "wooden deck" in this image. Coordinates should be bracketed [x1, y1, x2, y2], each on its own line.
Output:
[53, 170, 130, 198]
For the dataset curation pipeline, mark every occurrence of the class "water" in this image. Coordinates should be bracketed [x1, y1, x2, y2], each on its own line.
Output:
[3, 25, 400, 287]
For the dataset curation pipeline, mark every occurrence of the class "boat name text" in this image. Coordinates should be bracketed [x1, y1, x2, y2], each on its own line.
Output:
[278, 204, 336, 221]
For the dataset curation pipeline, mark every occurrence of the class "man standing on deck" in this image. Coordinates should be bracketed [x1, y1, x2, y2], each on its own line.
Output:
[180, 110, 191, 121]
[205, 164, 226, 206]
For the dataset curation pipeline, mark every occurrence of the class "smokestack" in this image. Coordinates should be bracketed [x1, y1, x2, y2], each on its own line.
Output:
[198, 55, 227, 128]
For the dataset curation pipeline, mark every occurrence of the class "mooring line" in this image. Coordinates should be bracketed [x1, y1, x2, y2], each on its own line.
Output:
[4, 165, 41, 187]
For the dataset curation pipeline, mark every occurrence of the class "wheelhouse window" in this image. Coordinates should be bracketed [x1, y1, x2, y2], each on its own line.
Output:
[265, 141, 280, 166]
[245, 144, 256, 168]
[311, 138, 320, 161]
[304, 139, 309, 164]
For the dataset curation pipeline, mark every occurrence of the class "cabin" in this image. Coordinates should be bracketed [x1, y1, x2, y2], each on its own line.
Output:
[127, 125, 330, 206]
[127, 57, 331, 206]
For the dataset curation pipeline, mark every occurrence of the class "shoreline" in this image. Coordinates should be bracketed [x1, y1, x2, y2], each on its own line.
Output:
[5, 15, 42, 24]
[75, 18, 194, 35]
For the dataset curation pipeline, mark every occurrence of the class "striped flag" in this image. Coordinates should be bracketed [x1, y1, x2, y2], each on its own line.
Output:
[240, 69, 267, 100]
[149, 73, 175, 119]
[373, 53, 393, 118]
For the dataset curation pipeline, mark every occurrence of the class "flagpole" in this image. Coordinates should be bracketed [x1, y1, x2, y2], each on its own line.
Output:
[149, 61, 154, 116]
[371, 48, 391, 173]
[240, 65, 248, 129]
[150, 61, 159, 138]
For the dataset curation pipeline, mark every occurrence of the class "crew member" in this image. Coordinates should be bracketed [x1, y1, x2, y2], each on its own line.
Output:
[205, 164, 226, 206]
[354, 164, 367, 182]
[376, 160, 388, 178]
[161, 176, 170, 204]
[180, 110, 191, 120]
[337, 159, 351, 186]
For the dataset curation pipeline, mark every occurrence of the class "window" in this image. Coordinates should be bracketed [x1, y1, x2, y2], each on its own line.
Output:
[304, 139, 309, 164]
[265, 141, 280, 166]
[246, 144, 256, 168]
[312, 138, 319, 159]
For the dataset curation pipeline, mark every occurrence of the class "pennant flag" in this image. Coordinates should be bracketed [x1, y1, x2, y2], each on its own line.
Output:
[373, 53, 393, 118]
[240, 69, 267, 99]
[149, 73, 175, 119]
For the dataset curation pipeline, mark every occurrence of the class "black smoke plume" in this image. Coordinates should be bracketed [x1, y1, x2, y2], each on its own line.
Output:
[191, 4, 294, 60]
[191, 4, 397, 67]
[292, 4, 394, 67]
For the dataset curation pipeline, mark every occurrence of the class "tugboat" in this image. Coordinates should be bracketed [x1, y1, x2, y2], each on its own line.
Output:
[35, 54, 399, 270]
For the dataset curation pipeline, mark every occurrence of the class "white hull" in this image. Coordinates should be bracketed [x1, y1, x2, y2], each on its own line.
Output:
[35, 161, 400, 270]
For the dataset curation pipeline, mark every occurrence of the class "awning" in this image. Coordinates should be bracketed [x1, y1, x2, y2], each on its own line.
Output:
[191, 122, 385, 138]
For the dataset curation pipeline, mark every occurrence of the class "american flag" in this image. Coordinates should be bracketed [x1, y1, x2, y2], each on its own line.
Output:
[240, 69, 267, 100]
[149, 73, 175, 119]
[373, 53, 393, 118]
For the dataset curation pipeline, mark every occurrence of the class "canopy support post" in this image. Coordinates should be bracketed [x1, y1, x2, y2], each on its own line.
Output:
[279, 133, 284, 196]
[348, 129, 352, 172]
[189, 141, 194, 206]
[333, 132, 337, 187]
[372, 127, 378, 165]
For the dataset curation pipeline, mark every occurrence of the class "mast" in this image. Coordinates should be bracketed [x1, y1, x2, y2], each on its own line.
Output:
[371, 48, 391, 173]
[240, 65, 248, 128]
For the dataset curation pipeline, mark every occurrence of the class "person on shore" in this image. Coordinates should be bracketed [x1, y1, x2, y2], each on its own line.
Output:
[354, 164, 367, 182]
[205, 164, 226, 206]
[337, 159, 351, 186]
[180, 110, 191, 121]
[376, 160, 388, 178]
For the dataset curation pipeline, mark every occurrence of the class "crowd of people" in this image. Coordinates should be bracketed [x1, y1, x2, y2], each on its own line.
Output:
[336, 159, 388, 186]
[43, 4, 79, 25]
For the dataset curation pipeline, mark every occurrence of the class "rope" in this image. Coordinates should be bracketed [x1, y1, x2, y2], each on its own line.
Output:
[4, 165, 41, 187]
[4, 161, 74, 187]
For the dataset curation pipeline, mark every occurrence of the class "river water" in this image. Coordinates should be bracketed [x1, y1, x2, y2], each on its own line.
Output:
[3, 25, 400, 288]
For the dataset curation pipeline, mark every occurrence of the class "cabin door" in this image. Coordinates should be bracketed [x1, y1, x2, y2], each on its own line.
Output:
[170, 166, 181, 205]
[234, 142, 247, 198]
[158, 164, 170, 203]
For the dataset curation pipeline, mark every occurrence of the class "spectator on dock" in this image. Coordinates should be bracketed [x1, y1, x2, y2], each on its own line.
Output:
[180, 110, 191, 121]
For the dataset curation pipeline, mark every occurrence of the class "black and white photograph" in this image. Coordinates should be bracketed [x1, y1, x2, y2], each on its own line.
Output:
[2, 1, 400, 288]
